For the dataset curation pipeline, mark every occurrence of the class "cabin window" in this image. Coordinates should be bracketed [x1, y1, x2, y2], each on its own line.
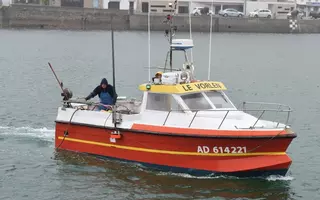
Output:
[146, 93, 183, 111]
[146, 93, 170, 111]
[170, 95, 184, 112]
[181, 93, 212, 111]
[204, 91, 234, 108]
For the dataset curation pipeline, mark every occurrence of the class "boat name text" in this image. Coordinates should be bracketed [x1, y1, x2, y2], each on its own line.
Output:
[182, 82, 223, 92]
[197, 146, 247, 154]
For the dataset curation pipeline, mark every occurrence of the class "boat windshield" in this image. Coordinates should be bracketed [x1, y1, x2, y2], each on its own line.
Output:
[180, 91, 235, 110]
[204, 91, 234, 108]
[181, 93, 213, 110]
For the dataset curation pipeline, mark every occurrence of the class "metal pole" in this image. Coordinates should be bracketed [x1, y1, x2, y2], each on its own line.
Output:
[148, 0, 151, 82]
[48, 62, 64, 93]
[208, 0, 214, 80]
[169, 20, 173, 72]
[111, 23, 115, 92]
[188, 0, 193, 63]
[244, 0, 247, 15]
[111, 21, 117, 130]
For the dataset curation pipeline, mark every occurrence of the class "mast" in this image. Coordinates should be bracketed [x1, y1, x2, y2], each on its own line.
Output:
[169, 19, 173, 72]
[148, 0, 151, 81]
[111, 24, 116, 96]
[111, 22, 117, 131]
[164, 0, 177, 72]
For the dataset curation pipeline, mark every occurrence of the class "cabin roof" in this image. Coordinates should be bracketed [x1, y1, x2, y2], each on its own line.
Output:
[138, 81, 227, 94]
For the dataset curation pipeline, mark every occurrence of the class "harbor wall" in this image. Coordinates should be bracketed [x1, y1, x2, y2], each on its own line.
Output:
[129, 14, 219, 32]
[0, 4, 130, 30]
[0, 8, 2, 28]
[0, 5, 10, 28]
[1, 4, 320, 33]
[218, 17, 291, 33]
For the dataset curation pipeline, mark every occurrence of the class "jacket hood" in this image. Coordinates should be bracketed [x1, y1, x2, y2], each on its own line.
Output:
[100, 78, 108, 85]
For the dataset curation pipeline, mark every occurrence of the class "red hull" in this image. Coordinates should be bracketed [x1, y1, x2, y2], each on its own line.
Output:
[55, 122, 295, 176]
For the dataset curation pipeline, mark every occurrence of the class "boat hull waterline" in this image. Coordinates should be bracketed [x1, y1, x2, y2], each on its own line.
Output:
[55, 122, 296, 177]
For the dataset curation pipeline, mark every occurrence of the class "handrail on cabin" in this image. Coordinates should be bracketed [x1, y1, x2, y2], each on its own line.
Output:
[165, 107, 292, 130]
[240, 101, 292, 111]
[64, 99, 292, 130]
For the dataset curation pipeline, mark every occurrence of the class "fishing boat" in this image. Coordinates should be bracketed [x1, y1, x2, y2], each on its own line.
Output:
[52, 11, 296, 177]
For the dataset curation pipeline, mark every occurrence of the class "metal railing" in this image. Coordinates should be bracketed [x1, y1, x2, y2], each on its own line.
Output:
[64, 99, 292, 130]
[162, 101, 292, 130]
[238, 101, 292, 112]
[239, 101, 292, 128]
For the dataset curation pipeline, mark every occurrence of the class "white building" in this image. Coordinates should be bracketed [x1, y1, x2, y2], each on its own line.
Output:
[135, 0, 295, 17]
[190, 0, 244, 14]
[4, 0, 134, 10]
[296, 0, 319, 15]
[135, 0, 244, 14]
[246, 0, 295, 18]
[103, 0, 135, 10]
[1, 0, 11, 6]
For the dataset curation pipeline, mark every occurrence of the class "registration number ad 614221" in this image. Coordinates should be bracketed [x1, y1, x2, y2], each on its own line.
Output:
[197, 146, 247, 154]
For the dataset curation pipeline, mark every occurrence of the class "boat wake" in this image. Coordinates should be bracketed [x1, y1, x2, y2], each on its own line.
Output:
[156, 171, 234, 179]
[156, 171, 294, 181]
[0, 125, 55, 142]
[266, 175, 294, 181]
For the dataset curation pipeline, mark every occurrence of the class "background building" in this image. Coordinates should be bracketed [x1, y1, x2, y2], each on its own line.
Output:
[296, 0, 319, 16]
[135, 0, 244, 14]
[7, 0, 296, 18]
[246, 0, 295, 18]
[135, 0, 295, 18]
[9, 0, 134, 9]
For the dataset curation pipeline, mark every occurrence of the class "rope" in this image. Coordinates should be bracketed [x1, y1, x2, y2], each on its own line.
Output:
[56, 108, 80, 150]
[246, 128, 286, 153]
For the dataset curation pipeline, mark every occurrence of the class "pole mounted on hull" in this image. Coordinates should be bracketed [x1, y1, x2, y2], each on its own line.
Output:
[110, 20, 122, 136]
[47, 62, 73, 101]
[110, 21, 118, 131]
[111, 22, 116, 104]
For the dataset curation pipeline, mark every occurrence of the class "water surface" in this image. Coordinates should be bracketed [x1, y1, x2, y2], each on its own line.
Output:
[0, 29, 319, 199]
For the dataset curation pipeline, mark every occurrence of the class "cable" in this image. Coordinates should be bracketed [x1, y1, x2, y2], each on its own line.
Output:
[56, 108, 80, 150]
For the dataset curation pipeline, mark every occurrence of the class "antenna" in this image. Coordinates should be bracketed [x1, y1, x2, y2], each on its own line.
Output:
[148, 0, 151, 82]
[188, 0, 193, 63]
[164, 0, 178, 72]
[208, 0, 214, 80]
[169, 17, 173, 72]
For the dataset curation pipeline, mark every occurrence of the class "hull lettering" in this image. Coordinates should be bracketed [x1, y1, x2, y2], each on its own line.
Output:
[198, 146, 247, 154]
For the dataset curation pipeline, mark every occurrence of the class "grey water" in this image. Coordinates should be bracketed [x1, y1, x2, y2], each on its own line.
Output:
[0, 29, 319, 200]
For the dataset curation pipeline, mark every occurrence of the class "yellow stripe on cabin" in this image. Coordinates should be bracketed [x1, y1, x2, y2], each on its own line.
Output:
[58, 137, 286, 157]
[138, 81, 227, 94]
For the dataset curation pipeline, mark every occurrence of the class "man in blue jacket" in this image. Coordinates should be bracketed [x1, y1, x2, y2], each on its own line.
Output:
[85, 78, 117, 111]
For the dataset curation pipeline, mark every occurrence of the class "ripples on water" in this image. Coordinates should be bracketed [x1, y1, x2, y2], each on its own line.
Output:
[1, 29, 320, 199]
